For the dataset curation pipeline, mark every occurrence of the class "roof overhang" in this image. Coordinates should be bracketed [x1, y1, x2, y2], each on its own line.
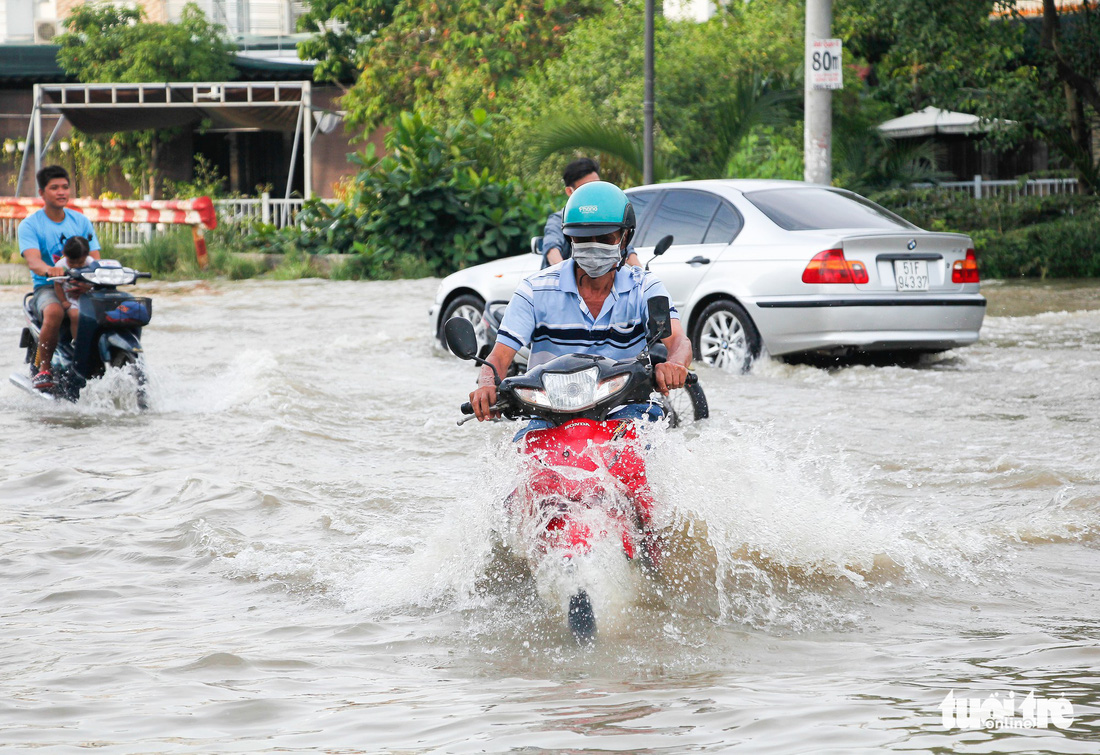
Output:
[37, 81, 309, 134]
[877, 106, 1009, 139]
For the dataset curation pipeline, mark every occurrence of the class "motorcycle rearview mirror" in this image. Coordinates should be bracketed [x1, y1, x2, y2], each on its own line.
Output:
[444, 317, 501, 384]
[645, 235, 674, 271]
[444, 317, 479, 360]
[646, 296, 673, 345]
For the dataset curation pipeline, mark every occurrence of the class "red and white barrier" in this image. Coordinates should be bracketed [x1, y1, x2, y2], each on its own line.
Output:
[0, 196, 218, 268]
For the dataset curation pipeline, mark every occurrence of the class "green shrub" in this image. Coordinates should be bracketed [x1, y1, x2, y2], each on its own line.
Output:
[978, 211, 1100, 279]
[0, 240, 19, 263]
[222, 254, 265, 280]
[271, 250, 316, 280]
[871, 189, 1094, 234]
[328, 249, 435, 281]
[281, 110, 554, 278]
[871, 189, 1100, 279]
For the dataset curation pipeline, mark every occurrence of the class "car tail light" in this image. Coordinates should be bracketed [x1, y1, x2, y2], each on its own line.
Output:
[802, 249, 869, 284]
[952, 248, 980, 283]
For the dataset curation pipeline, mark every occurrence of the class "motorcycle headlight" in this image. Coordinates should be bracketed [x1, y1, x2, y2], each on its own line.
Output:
[514, 368, 631, 412]
[86, 267, 135, 286]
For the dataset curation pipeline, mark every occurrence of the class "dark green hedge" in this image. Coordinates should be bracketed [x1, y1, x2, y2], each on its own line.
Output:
[871, 189, 1100, 279]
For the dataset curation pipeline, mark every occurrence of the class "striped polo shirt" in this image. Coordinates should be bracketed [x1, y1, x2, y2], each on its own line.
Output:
[496, 259, 679, 370]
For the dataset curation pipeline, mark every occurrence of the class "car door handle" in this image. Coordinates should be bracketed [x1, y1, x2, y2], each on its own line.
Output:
[687, 256, 711, 266]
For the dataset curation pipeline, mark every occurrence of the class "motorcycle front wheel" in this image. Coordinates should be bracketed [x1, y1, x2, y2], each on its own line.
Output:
[109, 350, 149, 411]
[659, 379, 709, 428]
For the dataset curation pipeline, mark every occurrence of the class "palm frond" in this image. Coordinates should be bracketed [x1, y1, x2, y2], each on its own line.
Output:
[704, 71, 799, 178]
[525, 116, 673, 184]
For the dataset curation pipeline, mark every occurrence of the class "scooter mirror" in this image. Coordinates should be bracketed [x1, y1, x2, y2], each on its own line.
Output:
[444, 317, 479, 360]
[645, 235, 674, 271]
[646, 297, 673, 342]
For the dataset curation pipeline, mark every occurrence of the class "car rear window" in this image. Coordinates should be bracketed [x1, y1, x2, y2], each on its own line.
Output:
[743, 188, 917, 231]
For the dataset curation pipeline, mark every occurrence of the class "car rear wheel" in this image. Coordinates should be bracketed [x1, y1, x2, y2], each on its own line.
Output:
[439, 294, 488, 355]
[692, 300, 761, 374]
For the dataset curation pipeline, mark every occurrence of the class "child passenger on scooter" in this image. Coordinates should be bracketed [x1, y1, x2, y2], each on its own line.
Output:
[53, 236, 98, 340]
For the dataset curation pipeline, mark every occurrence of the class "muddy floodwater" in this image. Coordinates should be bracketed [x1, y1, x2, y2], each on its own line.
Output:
[1, 276, 1098, 753]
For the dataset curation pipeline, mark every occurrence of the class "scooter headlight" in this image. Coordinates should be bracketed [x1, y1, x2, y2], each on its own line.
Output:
[515, 368, 631, 412]
[85, 267, 136, 286]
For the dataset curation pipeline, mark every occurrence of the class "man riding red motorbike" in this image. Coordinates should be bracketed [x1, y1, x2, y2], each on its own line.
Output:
[460, 181, 693, 643]
[468, 180, 691, 422]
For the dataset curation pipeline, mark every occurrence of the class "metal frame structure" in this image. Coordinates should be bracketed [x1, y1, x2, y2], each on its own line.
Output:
[18, 80, 315, 199]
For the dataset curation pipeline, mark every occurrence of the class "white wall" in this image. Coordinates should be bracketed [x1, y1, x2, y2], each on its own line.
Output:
[2, 0, 54, 42]
[663, 0, 728, 23]
[167, 0, 306, 36]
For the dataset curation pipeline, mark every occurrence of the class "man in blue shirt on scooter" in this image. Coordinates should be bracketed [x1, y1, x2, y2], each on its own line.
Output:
[18, 165, 101, 390]
[469, 181, 691, 422]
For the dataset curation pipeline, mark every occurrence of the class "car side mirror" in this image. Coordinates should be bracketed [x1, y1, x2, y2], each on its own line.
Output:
[646, 296, 673, 342]
[444, 317, 479, 360]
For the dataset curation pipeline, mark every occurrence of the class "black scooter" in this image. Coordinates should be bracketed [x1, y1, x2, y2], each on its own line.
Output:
[10, 259, 153, 408]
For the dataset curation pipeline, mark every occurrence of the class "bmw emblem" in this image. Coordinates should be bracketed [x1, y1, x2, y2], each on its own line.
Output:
[907, 239, 917, 250]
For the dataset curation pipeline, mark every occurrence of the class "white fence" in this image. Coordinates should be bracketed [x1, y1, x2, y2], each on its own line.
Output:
[214, 195, 306, 229]
[913, 176, 1079, 200]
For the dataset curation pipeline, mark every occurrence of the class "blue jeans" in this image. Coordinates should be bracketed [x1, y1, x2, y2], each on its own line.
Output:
[512, 402, 663, 442]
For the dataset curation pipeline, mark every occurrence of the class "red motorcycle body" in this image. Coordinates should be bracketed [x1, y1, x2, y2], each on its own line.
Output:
[512, 418, 655, 562]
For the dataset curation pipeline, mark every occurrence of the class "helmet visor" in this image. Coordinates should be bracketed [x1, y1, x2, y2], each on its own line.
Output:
[562, 223, 624, 238]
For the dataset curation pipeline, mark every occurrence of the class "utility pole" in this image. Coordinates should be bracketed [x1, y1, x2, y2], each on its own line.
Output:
[643, 0, 654, 185]
[804, 0, 833, 184]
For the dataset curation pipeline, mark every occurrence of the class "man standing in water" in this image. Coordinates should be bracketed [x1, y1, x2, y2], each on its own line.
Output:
[18, 165, 101, 390]
[469, 181, 690, 423]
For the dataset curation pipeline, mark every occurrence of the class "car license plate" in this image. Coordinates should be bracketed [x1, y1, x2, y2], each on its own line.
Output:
[894, 259, 929, 291]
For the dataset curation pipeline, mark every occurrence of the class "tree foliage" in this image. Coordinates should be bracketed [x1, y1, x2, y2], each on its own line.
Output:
[838, 0, 1100, 191]
[275, 111, 555, 276]
[56, 3, 236, 197]
[296, 0, 400, 85]
[497, 0, 805, 190]
[525, 71, 796, 184]
[329, 0, 612, 135]
[57, 3, 235, 83]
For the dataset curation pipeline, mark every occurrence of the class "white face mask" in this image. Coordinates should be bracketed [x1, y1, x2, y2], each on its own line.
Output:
[571, 240, 622, 278]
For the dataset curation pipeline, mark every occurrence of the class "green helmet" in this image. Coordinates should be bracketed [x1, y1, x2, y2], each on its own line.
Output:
[562, 181, 636, 241]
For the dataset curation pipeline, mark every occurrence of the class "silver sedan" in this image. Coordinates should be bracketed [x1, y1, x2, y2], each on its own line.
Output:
[429, 179, 985, 372]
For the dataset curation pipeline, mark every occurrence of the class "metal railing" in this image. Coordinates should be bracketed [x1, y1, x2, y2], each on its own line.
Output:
[215, 195, 305, 228]
[913, 176, 1079, 200]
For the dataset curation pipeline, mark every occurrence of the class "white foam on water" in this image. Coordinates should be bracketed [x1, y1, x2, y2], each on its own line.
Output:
[152, 349, 283, 414]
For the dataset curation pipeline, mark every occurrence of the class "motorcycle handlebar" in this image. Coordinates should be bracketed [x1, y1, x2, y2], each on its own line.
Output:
[457, 399, 508, 425]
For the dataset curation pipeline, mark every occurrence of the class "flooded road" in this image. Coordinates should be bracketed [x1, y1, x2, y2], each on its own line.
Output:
[1, 277, 1097, 753]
